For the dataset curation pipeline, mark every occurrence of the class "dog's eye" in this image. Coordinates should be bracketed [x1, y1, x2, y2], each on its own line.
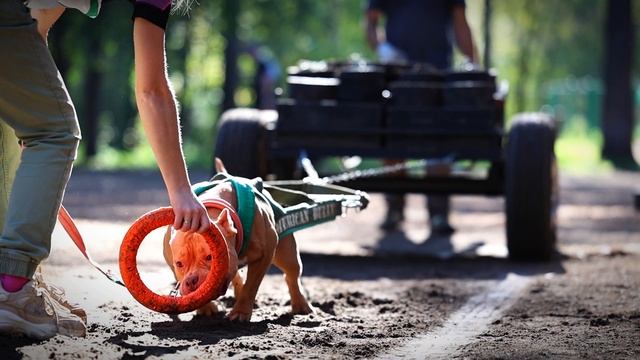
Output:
[175, 261, 183, 268]
[205, 254, 212, 261]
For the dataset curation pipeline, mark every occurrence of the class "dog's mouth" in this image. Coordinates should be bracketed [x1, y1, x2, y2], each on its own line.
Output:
[178, 282, 193, 296]
[177, 276, 231, 298]
[178, 271, 206, 296]
[177, 285, 186, 296]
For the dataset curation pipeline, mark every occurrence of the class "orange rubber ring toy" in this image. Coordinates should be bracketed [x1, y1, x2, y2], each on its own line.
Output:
[119, 207, 229, 314]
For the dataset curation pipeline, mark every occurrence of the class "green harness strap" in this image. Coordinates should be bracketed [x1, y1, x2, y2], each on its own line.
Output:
[261, 184, 333, 238]
[192, 174, 255, 257]
[228, 178, 255, 257]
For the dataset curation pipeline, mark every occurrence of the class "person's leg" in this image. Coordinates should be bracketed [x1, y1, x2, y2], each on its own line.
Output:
[427, 195, 455, 235]
[0, 1, 81, 280]
[1, 112, 31, 294]
[381, 160, 405, 231]
[425, 157, 455, 235]
[382, 193, 405, 230]
[0, 0, 84, 339]
[0, 121, 20, 232]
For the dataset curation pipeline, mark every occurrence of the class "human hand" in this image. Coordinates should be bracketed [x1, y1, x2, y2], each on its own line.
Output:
[376, 42, 407, 64]
[169, 189, 211, 233]
[460, 59, 482, 71]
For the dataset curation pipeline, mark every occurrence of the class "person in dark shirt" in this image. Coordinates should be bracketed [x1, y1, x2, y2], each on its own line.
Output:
[365, 0, 478, 234]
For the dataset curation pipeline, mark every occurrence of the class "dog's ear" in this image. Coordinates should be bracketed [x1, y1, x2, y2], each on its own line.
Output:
[167, 227, 176, 245]
[215, 157, 228, 174]
[163, 226, 176, 276]
[215, 208, 238, 239]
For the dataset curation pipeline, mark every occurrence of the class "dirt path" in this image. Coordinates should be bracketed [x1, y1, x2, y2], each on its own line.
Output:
[2, 169, 639, 359]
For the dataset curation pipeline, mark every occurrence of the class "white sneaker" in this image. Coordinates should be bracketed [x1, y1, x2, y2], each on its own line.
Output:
[0, 280, 86, 340]
[33, 269, 87, 323]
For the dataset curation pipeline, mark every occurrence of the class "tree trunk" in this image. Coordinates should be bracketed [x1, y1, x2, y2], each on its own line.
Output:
[213, 0, 241, 174]
[83, 38, 101, 159]
[483, 0, 492, 68]
[173, 18, 192, 135]
[221, 0, 240, 112]
[601, 0, 636, 167]
[513, 36, 531, 114]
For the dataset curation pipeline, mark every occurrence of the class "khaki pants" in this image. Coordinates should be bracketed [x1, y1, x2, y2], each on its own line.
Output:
[0, 0, 81, 278]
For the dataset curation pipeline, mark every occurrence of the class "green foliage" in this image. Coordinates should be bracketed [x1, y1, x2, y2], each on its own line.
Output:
[554, 116, 613, 174]
[490, 0, 606, 119]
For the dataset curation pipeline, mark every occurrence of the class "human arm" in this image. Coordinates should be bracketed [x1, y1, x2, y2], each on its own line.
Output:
[30, 5, 65, 41]
[132, 18, 209, 233]
[365, 8, 383, 51]
[452, 4, 479, 64]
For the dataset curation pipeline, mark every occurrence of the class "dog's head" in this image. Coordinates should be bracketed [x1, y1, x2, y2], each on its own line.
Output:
[169, 208, 238, 296]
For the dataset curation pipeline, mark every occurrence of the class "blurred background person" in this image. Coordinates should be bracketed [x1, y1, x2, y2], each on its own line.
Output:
[365, 0, 478, 235]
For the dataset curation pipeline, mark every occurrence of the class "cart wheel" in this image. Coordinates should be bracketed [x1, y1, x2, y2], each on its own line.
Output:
[214, 108, 275, 178]
[506, 112, 558, 261]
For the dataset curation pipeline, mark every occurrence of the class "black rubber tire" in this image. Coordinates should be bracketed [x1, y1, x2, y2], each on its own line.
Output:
[505, 113, 558, 261]
[213, 108, 276, 179]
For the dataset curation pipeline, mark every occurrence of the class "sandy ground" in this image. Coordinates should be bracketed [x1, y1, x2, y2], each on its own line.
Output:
[1, 169, 639, 359]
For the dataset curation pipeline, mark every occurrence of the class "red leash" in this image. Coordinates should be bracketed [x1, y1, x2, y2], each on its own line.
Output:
[57, 205, 125, 287]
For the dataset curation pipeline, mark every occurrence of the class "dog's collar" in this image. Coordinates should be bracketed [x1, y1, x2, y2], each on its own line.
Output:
[201, 199, 244, 255]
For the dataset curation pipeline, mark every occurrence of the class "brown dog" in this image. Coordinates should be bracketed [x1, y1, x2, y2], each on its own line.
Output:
[162, 159, 313, 321]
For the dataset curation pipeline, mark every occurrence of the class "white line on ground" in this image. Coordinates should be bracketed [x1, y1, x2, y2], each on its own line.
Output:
[378, 273, 532, 359]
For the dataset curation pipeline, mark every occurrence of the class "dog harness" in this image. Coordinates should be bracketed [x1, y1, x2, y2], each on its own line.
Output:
[192, 173, 367, 257]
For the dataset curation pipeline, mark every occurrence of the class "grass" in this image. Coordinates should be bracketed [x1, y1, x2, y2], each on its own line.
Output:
[554, 129, 615, 174]
[76, 134, 214, 171]
[554, 115, 640, 174]
[79, 144, 157, 170]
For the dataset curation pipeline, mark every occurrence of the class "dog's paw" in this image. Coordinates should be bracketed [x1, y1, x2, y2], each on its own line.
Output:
[227, 307, 253, 322]
[195, 302, 220, 317]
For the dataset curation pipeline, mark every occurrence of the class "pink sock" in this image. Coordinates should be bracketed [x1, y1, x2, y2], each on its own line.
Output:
[0, 274, 29, 293]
